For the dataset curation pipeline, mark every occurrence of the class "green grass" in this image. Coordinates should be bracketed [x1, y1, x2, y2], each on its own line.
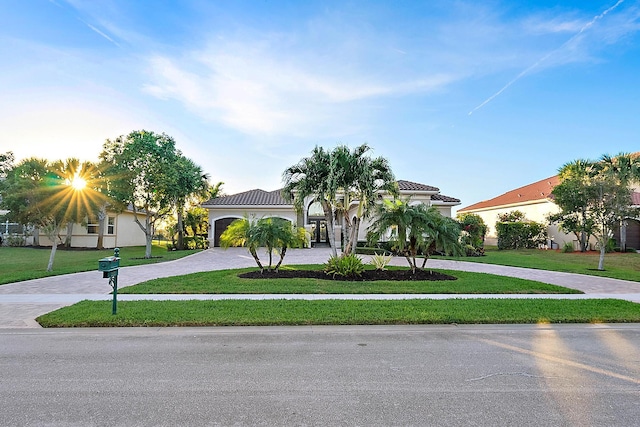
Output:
[435, 246, 640, 282]
[36, 298, 640, 327]
[0, 245, 200, 285]
[120, 264, 582, 294]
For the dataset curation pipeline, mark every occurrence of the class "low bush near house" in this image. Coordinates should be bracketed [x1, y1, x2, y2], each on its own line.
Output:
[369, 252, 392, 271]
[324, 254, 365, 278]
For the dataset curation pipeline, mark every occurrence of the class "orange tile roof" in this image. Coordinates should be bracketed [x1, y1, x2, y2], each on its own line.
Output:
[459, 175, 561, 212]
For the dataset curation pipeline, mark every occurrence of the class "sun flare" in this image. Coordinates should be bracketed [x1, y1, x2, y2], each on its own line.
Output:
[70, 175, 87, 190]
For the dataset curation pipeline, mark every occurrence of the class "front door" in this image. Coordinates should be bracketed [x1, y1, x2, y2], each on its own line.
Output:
[308, 218, 329, 247]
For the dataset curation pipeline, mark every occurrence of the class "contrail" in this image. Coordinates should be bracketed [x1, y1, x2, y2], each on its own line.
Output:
[79, 19, 121, 48]
[468, 0, 625, 115]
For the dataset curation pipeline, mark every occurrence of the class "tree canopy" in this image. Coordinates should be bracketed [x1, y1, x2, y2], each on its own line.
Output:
[99, 130, 206, 258]
[550, 153, 640, 270]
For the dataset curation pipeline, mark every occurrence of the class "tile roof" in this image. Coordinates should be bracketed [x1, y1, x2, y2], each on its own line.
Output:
[431, 194, 461, 203]
[458, 175, 561, 212]
[633, 192, 640, 206]
[204, 189, 290, 206]
[397, 180, 439, 192]
[204, 179, 457, 207]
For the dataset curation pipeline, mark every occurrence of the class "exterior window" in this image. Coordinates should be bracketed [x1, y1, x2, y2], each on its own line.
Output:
[87, 216, 115, 234]
[87, 217, 99, 234]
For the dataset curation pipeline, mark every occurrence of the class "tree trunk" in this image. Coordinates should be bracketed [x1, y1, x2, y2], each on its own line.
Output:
[322, 201, 338, 258]
[620, 219, 627, 252]
[96, 206, 107, 250]
[420, 254, 430, 270]
[344, 216, 360, 256]
[145, 232, 153, 259]
[47, 243, 58, 272]
[177, 208, 184, 250]
[274, 246, 287, 272]
[598, 245, 606, 270]
[267, 245, 273, 271]
[249, 247, 264, 272]
[132, 211, 154, 259]
[45, 226, 60, 272]
[64, 222, 73, 248]
[33, 225, 40, 246]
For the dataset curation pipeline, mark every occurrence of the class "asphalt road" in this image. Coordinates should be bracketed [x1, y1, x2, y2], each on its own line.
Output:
[1, 324, 639, 426]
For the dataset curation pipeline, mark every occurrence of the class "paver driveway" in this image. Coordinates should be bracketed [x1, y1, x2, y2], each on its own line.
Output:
[1, 248, 639, 327]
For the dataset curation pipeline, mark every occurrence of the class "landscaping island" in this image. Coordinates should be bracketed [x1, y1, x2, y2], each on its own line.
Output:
[35, 265, 640, 328]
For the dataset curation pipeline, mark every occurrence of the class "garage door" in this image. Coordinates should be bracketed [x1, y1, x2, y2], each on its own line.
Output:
[214, 217, 237, 247]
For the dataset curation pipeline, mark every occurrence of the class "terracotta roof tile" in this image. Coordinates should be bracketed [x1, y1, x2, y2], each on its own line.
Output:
[633, 192, 640, 206]
[459, 175, 561, 212]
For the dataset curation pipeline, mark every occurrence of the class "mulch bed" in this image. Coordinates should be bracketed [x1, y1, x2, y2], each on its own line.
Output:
[238, 269, 457, 282]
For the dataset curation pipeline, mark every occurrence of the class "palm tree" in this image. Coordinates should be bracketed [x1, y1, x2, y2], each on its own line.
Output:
[168, 155, 210, 250]
[220, 216, 306, 272]
[594, 152, 640, 254]
[331, 144, 398, 256]
[220, 216, 263, 270]
[368, 199, 462, 273]
[282, 146, 338, 257]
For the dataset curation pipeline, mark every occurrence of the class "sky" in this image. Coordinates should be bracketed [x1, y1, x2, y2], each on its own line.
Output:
[1, 0, 639, 213]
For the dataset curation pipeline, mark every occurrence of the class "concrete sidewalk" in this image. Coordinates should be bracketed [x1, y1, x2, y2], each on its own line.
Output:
[1, 247, 639, 328]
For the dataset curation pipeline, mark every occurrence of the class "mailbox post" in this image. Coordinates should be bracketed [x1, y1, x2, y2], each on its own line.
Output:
[98, 248, 120, 315]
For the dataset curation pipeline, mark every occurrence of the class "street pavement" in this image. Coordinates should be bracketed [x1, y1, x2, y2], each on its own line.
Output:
[1, 247, 639, 328]
[1, 324, 639, 426]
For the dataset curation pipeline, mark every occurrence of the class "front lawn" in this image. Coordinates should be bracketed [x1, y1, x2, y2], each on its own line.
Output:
[0, 245, 200, 285]
[436, 247, 640, 282]
[37, 298, 640, 327]
[119, 265, 582, 294]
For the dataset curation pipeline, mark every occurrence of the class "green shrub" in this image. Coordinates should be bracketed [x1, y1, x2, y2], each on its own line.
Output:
[5, 235, 26, 247]
[562, 242, 574, 253]
[457, 213, 488, 249]
[464, 244, 484, 257]
[369, 252, 392, 271]
[324, 254, 365, 278]
[496, 221, 547, 250]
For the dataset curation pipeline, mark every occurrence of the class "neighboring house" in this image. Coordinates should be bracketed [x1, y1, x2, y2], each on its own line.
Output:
[202, 179, 460, 247]
[20, 208, 147, 248]
[458, 176, 640, 250]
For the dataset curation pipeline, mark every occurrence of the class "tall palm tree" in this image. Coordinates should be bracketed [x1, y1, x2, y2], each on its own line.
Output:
[331, 144, 398, 256]
[282, 146, 338, 257]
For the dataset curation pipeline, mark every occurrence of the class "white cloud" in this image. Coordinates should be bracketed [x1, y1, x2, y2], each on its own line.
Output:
[142, 35, 460, 138]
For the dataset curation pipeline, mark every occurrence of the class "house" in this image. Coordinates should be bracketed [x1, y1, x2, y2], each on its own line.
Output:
[202, 180, 460, 247]
[15, 208, 147, 248]
[458, 176, 640, 250]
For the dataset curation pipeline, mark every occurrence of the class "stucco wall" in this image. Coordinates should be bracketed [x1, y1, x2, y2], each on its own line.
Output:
[28, 211, 146, 248]
[461, 200, 575, 247]
[208, 207, 298, 245]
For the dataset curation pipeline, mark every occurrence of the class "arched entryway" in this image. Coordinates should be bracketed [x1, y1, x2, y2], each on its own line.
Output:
[307, 201, 329, 247]
[213, 217, 237, 247]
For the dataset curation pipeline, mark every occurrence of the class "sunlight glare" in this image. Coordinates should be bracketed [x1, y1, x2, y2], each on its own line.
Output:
[70, 175, 87, 190]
